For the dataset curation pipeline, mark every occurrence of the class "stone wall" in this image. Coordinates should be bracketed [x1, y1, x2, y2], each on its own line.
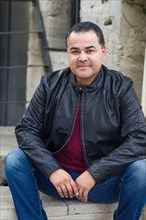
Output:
[26, 0, 146, 101]
[26, 3, 44, 103]
[26, 0, 69, 102]
[120, 1, 146, 100]
[141, 46, 146, 116]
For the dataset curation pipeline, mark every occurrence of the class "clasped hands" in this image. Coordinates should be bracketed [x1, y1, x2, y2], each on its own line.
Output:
[49, 169, 96, 202]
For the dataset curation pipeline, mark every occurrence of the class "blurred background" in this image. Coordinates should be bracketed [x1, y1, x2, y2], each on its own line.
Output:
[0, 0, 146, 125]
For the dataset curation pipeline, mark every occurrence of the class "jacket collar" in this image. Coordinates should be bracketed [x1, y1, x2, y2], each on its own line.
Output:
[70, 65, 106, 93]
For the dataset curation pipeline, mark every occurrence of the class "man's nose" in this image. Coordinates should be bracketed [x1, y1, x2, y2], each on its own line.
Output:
[78, 52, 88, 62]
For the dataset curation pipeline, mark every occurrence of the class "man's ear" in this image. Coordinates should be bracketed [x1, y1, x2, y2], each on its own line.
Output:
[102, 46, 107, 61]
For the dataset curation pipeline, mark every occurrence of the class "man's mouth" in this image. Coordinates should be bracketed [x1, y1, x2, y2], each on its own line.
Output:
[78, 65, 89, 68]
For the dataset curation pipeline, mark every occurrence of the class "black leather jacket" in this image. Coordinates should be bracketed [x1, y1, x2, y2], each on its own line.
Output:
[15, 65, 146, 183]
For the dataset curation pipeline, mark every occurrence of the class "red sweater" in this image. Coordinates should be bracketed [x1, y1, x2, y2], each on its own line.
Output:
[54, 104, 87, 173]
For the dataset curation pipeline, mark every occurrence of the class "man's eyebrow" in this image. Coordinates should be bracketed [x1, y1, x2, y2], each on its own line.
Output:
[70, 47, 80, 50]
[70, 46, 95, 50]
[85, 46, 95, 49]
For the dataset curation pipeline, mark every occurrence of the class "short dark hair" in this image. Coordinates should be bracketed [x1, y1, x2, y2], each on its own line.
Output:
[66, 21, 105, 47]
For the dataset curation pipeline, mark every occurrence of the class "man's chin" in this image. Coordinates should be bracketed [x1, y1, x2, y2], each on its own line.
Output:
[78, 66, 90, 71]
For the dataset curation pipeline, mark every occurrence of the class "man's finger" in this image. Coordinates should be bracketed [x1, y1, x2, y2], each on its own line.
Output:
[69, 179, 79, 198]
[61, 185, 69, 198]
[57, 186, 65, 198]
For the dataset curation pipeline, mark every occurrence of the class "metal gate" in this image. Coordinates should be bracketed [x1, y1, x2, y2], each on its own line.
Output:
[0, 0, 29, 125]
[0, 0, 80, 126]
[0, 0, 52, 126]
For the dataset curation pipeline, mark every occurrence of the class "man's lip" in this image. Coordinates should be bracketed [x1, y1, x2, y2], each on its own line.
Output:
[78, 65, 89, 67]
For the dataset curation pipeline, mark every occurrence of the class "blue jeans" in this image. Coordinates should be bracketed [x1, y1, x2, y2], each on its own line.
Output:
[4, 148, 146, 220]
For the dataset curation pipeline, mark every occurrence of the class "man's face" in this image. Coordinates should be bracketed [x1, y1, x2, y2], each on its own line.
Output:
[67, 30, 106, 85]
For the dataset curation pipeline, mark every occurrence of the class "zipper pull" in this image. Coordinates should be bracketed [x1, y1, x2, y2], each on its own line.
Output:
[78, 86, 83, 92]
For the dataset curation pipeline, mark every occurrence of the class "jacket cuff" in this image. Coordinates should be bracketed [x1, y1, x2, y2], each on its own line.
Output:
[43, 163, 62, 178]
[87, 163, 106, 183]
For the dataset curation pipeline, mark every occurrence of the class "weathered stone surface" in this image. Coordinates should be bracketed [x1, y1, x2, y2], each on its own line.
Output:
[0, 126, 17, 186]
[120, 2, 146, 100]
[0, 155, 7, 186]
[1, 186, 146, 220]
[141, 46, 146, 116]
[46, 0, 70, 49]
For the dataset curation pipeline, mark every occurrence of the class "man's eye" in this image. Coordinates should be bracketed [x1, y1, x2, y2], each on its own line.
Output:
[71, 51, 79, 54]
[87, 50, 94, 54]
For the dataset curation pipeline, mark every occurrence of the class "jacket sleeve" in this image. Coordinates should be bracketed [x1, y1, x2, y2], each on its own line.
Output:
[88, 79, 146, 183]
[15, 75, 62, 178]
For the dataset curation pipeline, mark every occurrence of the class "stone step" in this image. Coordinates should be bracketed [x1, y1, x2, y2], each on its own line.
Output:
[1, 186, 116, 220]
[1, 186, 146, 220]
[0, 126, 17, 157]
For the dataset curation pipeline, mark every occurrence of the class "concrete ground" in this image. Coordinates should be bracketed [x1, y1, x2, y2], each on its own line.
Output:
[0, 127, 145, 220]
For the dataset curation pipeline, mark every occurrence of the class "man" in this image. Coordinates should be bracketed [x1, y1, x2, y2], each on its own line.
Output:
[4, 21, 146, 220]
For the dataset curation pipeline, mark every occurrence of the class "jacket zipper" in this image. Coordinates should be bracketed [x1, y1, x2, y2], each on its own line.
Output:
[80, 90, 89, 167]
[53, 87, 89, 167]
[52, 92, 80, 155]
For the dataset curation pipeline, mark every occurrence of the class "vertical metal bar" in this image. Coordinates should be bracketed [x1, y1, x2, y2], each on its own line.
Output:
[141, 45, 146, 117]
[5, 0, 12, 125]
[32, 0, 52, 73]
[70, 0, 80, 27]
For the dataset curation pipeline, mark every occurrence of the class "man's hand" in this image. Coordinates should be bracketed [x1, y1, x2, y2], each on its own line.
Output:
[75, 170, 96, 202]
[49, 169, 79, 198]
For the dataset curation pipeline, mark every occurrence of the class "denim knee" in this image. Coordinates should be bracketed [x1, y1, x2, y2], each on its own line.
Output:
[125, 160, 146, 191]
[4, 148, 25, 176]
